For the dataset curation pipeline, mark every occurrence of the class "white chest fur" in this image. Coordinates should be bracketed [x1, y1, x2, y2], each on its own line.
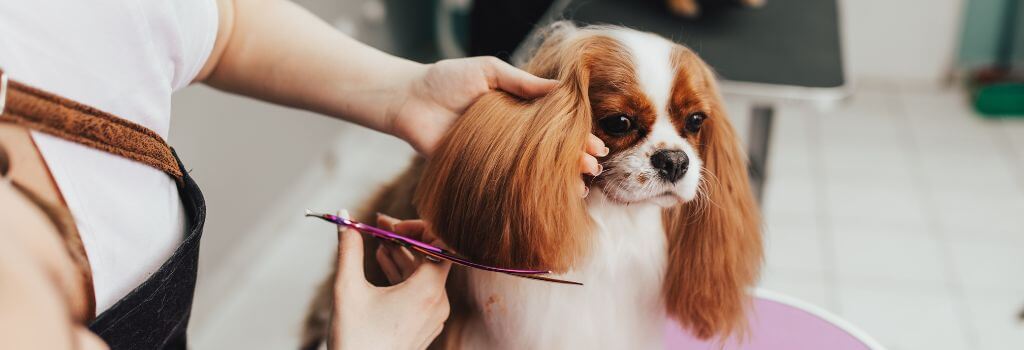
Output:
[461, 191, 669, 349]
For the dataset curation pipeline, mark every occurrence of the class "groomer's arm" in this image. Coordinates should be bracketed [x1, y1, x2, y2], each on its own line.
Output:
[197, 0, 572, 157]
[0, 185, 107, 350]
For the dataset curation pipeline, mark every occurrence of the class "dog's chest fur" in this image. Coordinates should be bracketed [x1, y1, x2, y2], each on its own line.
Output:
[459, 191, 669, 349]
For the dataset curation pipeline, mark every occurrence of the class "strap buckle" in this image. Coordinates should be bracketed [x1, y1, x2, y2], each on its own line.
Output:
[0, 68, 7, 115]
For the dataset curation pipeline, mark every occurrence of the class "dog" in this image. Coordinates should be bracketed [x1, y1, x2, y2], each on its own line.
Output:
[302, 22, 762, 349]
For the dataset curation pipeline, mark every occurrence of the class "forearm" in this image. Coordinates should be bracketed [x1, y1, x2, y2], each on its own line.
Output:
[0, 247, 75, 349]
[198, 0, 425, 134]
[0, 186, 97, 349]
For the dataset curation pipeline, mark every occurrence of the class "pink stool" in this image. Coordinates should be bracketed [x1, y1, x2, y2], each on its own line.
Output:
[666, 289, 885, 350]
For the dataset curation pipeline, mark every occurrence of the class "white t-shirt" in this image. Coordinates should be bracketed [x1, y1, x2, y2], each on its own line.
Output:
[0, 0, 218, 313]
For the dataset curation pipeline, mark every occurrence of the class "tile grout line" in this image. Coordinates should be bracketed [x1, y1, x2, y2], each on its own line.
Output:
[891, 87, 980, 349]
[990, 113, 1024, 340]
[991, 119, 1024, 197]
[805, 102, 840, 313]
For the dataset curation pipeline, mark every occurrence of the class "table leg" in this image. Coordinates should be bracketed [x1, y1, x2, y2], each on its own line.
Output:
[747, 104, 774, 205]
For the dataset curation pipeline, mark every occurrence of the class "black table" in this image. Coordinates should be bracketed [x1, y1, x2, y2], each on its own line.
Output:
[455, 0, 847, 201]
[513, 0, 848, 201]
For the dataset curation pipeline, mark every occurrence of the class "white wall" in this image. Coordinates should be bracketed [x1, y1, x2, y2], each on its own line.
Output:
[839, 0, 966, 85]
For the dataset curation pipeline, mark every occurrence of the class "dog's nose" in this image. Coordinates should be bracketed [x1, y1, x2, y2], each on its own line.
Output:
[650, 150, 689, 182]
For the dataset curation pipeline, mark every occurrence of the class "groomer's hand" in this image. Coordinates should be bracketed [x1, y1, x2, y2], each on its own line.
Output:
[201, 0, 604, 197]
[387, 57, 607, 196]
[387, 57, 556, 156]
[328, 211, 451, 350]
[372, 215, 442, 285]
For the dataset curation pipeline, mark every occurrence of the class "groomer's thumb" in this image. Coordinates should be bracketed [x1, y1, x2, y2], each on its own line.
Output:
[334, 210, 365, 284]
[485, 57, 558, 99]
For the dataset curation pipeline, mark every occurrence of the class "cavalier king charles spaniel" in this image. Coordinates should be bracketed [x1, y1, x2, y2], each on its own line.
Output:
[303, 22, 762, 349]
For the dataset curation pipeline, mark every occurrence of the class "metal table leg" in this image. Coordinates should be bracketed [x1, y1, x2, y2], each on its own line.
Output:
[747, 104, 774, 205]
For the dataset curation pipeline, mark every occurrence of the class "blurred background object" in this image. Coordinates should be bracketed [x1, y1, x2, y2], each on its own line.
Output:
[959, 0, 1024, 116]
[168, 0, 1024, 349]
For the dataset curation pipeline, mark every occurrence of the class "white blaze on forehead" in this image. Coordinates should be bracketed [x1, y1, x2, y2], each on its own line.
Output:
[609, 29, 681, 147]
[610, 30, 675, 117]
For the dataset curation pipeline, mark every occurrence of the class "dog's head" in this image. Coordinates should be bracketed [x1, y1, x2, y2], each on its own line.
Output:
[416, 22, 761, 340]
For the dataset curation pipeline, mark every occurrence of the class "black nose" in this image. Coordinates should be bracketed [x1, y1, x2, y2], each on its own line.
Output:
[650, 150, 689, 182]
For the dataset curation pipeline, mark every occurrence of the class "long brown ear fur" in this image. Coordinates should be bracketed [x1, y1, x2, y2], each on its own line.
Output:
[413, 29, 597, 272]
[663, 62, 763, 340]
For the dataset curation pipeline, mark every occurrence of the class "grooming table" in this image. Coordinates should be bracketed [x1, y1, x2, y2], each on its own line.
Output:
[665, 289, 885, 350]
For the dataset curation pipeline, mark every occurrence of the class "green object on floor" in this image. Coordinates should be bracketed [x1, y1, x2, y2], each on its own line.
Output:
[972, 82, 1024, 117]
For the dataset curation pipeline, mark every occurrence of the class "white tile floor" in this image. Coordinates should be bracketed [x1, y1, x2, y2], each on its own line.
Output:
[760, 83, 1024, 350]
[191, 84, 1024, 350]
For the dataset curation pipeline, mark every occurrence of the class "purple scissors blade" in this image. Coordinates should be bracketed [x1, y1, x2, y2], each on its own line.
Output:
[407, 244, 582, 286]
[305, 210, 582, 285]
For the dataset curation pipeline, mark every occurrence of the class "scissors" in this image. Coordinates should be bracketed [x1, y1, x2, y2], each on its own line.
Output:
[305, 210, 582, 285]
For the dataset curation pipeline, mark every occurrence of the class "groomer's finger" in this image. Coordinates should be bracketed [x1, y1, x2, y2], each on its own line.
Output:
[376, 245, 401, 284]
[392, 219, 427, 240]
[376, 213, 400, 231]
[484, 57, 559, 99]
[580, 153, 601, 177]
[393, 220, 451, 250]
[378, 215, 428, 281]
[389, 245, 419, 278]
[579, 145, 600, 198]
[586, 134, 609, 157]
[335, 210, 366, 284]
[375, 214, 404, 283]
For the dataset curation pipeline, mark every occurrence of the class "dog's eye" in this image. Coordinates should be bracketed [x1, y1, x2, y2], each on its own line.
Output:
[599, 114, 635, 136]
[684, 112, 707, 133]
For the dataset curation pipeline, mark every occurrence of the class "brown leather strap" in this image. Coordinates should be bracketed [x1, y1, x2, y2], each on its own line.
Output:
[0, 70, 183, 181]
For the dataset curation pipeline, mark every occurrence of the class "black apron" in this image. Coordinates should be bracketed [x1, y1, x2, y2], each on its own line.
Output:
[88, 149, 205, 350]
[1, 70, 205, 350]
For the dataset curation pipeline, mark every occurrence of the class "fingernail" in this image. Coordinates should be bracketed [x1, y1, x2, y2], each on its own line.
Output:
[599, 147, 610, 157]
[582, 186, 590, 198]
[591, 164, 603, 176]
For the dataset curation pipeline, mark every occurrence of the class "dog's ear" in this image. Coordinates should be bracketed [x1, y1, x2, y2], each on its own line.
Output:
[662, 57, 763, 340]
[414, 36, 597, 273]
